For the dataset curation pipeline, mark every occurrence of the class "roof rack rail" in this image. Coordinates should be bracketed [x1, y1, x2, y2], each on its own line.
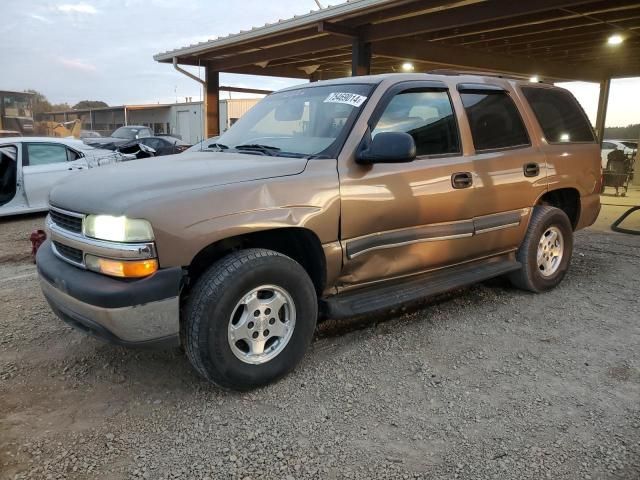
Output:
[428, 69, 543, 82]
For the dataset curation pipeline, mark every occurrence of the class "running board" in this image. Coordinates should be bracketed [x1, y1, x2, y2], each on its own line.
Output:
[323, 254, 521, 319]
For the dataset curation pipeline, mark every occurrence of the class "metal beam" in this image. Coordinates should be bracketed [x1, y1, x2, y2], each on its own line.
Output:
[205, 68, 220, 137]
[594, 78, 611, 143]
[372, 38, 601, 81]
[208, 35, 349, 71]
[351, 39, 371, 76]
[362, 0, 598, 43]
[317, 21, 357, 38]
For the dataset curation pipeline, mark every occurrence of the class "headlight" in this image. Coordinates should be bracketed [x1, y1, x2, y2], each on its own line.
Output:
[83, 215, 154, 242]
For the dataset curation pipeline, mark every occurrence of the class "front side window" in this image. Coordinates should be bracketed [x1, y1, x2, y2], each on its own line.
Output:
[26, 144, 68, 166]
[217, 84, 373, 158]
[521, 86, 595, 143]
[460, 90, 530, 151]
[372, 90, 460, 156]
[602, 142, 616, 150]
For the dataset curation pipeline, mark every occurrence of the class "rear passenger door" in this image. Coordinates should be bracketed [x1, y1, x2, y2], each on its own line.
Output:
[457, 83, 548, 256]
[519, 85, 601, 226]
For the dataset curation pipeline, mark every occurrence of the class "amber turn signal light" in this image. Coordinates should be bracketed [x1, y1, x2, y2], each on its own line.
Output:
[85, 255, 158, 278]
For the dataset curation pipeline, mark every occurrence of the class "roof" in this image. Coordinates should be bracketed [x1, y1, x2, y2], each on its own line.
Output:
[0, 137, 91, 148]
[0, 90, 35, 96]
[155, 0, 640, 82]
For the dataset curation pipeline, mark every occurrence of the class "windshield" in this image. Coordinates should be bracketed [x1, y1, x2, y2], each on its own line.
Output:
[621, 141, 638, 149]
[111, 126, 150, 139]
[216, 84, 372, 157]
[2, 94, 33, 118]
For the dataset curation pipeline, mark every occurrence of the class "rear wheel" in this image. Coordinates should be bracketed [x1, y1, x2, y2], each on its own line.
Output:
[509, 206, 573, 293]
[183, 248, 317, 390]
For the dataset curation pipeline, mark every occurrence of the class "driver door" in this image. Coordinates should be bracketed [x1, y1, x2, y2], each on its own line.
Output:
[22, 142, 88, 209]
[338, 82, 479, 287]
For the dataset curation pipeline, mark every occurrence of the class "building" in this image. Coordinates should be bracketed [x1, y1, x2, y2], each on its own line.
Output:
[40, 98, 260, 144]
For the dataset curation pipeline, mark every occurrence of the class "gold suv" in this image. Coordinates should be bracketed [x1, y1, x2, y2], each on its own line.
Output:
[37, 73, 601, 390]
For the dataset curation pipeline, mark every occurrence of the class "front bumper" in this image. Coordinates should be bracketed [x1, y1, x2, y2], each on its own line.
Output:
[37, 240, 182, 347]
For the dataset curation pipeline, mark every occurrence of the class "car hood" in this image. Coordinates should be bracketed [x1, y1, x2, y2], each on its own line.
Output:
[49, 151, 309, 214]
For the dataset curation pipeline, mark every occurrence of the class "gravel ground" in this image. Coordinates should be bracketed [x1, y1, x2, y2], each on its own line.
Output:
[0, 211, 639, 480]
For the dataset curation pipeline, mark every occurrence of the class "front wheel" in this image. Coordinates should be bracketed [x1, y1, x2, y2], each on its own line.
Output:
[509, 206, 574, 293]
[183, 249, 318, 390]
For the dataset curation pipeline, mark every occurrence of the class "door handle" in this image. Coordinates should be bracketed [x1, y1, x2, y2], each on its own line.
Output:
[451, 172, 473, 189]
[523, 162, 540, 177]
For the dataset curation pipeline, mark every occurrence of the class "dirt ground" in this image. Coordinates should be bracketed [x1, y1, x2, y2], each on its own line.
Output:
[1, 198, 639, 480]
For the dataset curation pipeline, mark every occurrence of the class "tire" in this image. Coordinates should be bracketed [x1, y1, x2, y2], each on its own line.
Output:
[182, 248, 317, 390]
[508, 206, 574, 293]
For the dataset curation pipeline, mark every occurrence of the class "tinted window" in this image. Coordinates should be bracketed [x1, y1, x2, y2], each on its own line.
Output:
[602, 142, 616, 149]
[67, 148, 81, 161]
[372, 90, 460, 156]
[460, 90, 529, 151]
[26, 144, 68, 166]
[521, 87, 595, 143]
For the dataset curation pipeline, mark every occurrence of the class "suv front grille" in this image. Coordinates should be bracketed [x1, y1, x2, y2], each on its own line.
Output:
[50, 209, 83, 234]
[53, 241, 83, 265]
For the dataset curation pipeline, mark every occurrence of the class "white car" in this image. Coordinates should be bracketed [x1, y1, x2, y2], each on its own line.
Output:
[0, 137, 124, 217]
[601, 139, 637, 169]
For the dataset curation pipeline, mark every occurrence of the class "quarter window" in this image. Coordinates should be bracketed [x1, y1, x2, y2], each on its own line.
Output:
[372, 90, 460, 156]
[26, 144, 69, 166]
[521, 87, 595, 143]
[460, 90, 530, 151]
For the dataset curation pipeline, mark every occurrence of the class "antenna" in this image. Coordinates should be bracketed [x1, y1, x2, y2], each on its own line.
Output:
[314, 0, 324, 9]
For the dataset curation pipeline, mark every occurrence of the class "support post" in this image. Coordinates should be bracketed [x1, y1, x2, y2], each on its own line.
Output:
[205, 67, 220, 137]
[594, 78, 611, 144]
[351, 39, 371, 76]
[633, 128, 640, 186]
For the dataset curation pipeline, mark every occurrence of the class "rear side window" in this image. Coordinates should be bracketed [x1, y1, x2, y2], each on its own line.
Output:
[460, 90, 530, 151]
[372, 90, 460, 156]
[26, 144, 68, 166]
[521, 87, 595, 143]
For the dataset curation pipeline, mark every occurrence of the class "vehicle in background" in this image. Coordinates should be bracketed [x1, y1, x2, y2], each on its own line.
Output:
[37, 73, 601, 390]
[156, 133, 183, 140]
[38, 119, 82, 139]
[117, 141, 157, 160]
[0, 91, 34, 136]
[120, 136, 191, 156]
[184, 136, 220, 153]
[80, 130, 102, 139]
[601, 139, 638, 169]
[83, 125, 153, 149]
[0, 137, 125, 217]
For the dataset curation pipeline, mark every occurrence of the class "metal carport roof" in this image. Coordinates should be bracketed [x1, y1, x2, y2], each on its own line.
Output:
[155, 0, 640, 136]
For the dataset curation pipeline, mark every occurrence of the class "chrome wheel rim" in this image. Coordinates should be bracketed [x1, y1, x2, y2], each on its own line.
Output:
[537, 226, 564, 277]
[227, 285, 296, 365]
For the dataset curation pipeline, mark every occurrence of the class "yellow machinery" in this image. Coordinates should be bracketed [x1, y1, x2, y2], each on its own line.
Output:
[36, 119, 82, 138]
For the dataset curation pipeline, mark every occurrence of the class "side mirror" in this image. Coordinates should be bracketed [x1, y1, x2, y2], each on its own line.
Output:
[356, 131, 416, 164]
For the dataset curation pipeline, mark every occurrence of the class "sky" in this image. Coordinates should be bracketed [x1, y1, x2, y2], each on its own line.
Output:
[1, 0, 638, 128]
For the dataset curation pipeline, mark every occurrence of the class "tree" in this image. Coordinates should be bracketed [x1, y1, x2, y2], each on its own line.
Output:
[25, 89, 52, 115]
[73, 100, 108, 110]
[24, 89, 71, 114]
[604, 124, 639, 140]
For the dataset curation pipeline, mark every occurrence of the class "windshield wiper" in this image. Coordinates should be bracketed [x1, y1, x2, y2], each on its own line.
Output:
[233, 144, 281, 156]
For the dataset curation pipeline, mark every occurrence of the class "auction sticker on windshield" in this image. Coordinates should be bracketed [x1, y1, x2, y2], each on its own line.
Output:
[324, 92, 367, 107]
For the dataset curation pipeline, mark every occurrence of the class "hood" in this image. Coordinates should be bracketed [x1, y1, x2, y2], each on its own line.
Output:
[49, 151, 308, 214]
